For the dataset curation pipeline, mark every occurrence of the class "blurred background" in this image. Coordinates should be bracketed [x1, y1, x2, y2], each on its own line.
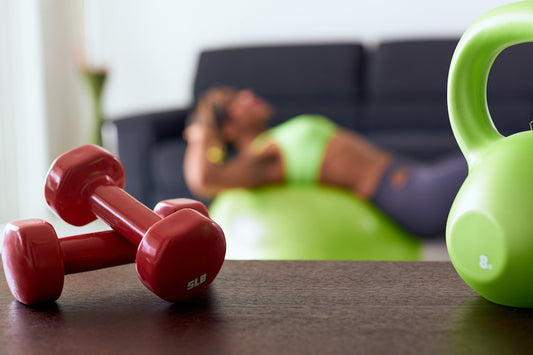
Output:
[0, 0, 512, 237]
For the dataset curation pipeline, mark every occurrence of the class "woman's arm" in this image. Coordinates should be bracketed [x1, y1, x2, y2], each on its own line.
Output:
[183, 122, 284, 200]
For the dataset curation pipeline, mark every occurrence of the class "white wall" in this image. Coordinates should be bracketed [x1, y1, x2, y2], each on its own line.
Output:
[41, 1, 94, 161]
[95, 0, 514, 118]
[0, 0, 92, 224]
[0, 0, 50, 223]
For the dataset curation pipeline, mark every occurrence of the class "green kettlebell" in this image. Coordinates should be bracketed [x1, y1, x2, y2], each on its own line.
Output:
[447, 1, 533, 308]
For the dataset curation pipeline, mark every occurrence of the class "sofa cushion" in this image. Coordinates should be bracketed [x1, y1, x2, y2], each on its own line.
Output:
[487, 42, 533, 136]
[366, 39, 459, 132]
[488, 42, 533, 95]
[366, 39, 533, 159]
[193, 44, 366, 130]
[369, 39, 459, 98]
[366, 131, 460, 161]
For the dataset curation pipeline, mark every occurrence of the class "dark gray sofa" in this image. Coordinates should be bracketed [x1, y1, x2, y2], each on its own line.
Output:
[111, 39, 533, 209]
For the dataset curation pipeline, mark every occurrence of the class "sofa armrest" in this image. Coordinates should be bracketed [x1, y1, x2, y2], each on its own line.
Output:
[111, 108, 190, 205]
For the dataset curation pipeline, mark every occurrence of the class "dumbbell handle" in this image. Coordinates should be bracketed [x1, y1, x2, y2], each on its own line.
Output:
[89, 184, 162, 245]
[60, 230, 136, 274]
[63, 197, 209, 273]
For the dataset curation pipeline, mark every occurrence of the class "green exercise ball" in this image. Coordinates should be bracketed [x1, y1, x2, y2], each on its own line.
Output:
[209, 185, 421, 260]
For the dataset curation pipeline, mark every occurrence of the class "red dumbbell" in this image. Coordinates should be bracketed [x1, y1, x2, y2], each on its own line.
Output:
[1, 198, 210, 305]
[44, 145, 226, 303]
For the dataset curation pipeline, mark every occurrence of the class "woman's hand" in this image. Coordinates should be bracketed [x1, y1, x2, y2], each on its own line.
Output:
[184, 121, 211, 143]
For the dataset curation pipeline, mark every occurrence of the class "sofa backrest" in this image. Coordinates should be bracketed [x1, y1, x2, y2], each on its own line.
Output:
[364, 39, 460, 159]
[193, 44, 366, 130]
[364, 39, 533, 159]
[366, 39, 458, 130]
[113, 39, 533, 207]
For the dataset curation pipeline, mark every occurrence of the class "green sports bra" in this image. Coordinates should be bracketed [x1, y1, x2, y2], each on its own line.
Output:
[252, 114, 338, 184]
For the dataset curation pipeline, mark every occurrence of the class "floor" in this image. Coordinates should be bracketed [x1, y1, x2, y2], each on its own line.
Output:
[422, 239, 449, 261]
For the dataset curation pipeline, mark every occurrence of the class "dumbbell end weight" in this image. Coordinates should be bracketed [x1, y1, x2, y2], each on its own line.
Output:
[136, 209, 226, 302]
[45, 144, 126, 227]
[2, 220, 64, 305]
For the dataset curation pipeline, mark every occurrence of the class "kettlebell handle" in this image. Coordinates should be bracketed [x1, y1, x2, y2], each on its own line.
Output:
[448, 1, 533, 167]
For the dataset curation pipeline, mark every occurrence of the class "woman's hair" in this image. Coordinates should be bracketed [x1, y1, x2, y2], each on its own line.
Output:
[188, 86, 236, 129]
[212, 102, 229, 130]
[187, 87, 239, 160]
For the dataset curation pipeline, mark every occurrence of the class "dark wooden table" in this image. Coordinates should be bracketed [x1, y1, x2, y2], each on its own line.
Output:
[2, 260, 533, 354]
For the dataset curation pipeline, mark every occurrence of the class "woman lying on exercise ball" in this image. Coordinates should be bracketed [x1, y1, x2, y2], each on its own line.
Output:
[183, 86, 467, 238]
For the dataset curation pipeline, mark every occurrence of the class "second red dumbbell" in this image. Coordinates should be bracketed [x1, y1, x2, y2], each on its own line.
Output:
[2, 198, 210, 305]
[2, 221, 136, 305]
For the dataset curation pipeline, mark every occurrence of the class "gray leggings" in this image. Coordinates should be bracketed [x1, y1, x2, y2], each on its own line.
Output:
[371, 154, 468, 238]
